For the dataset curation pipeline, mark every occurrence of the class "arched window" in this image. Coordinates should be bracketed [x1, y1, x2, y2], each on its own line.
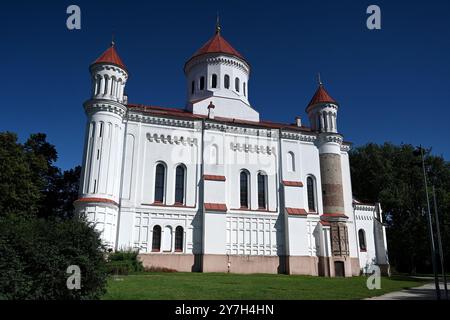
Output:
[191, 80, 195, 94]
[359, 229, 367, 251]
[200, 76, 205, 90]
[243, 82, 246, 97]
[152, 225, 161, 252]
[287, 152, 295, 172]
[235, 77, 240, 92]
[154, 163, 166, 203]
[307, 176, 316, 212]
[240, 170, 250, 208]
[209, 144, 218, 165]
[257, 173, 267, 209]
[175, 226, 184, 252]
[211, 74, 217, 88]
[175, 165, 185, 204]
[224, 75, 230, 89]
[104, 76, 109, 95]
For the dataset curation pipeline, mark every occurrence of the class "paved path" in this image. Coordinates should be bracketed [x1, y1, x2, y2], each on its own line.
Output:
[366, 281, 449, 300]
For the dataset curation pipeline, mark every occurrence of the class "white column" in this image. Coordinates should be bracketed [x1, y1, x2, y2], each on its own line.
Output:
[99, 77, 105, 96]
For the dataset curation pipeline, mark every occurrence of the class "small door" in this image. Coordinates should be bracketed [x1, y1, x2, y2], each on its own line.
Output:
[334, 261, 345, 277]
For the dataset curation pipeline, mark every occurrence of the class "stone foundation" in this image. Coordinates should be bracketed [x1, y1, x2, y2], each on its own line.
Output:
[286, 256, 319, 275]
[138, 253, 366, 277]
[203, 254, 286, 274]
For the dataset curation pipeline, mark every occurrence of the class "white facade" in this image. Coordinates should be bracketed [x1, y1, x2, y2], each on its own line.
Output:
[75, 30, 389, 276]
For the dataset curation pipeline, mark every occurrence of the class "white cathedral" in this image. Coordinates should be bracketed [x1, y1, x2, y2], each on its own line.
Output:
[74, 24, 389, 277]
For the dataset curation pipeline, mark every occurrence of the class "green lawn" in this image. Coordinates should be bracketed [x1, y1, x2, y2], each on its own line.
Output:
[103, 272, 428, 300]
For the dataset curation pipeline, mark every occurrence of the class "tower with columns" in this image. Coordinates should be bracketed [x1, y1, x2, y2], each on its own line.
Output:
[75, 42, 128, 249]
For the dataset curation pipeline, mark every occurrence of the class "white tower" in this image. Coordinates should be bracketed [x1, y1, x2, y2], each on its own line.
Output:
[75, 42, 129, 249]
[184, 20, 259, 122]
[307, 77, 353, 276]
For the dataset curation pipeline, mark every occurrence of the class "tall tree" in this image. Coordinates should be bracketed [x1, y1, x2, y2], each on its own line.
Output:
[350, 143, 450, 273]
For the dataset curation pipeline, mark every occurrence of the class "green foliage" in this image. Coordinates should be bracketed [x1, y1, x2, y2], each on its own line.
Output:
[0, 132, 80, 219]
[350, 143, 450, 273]
[106, 250, 144, 275]
[0, 131, 105, 299]
[0, 214, 107, 300]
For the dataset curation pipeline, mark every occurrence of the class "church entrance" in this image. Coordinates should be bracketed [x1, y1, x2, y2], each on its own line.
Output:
[334, 261, 345, 277]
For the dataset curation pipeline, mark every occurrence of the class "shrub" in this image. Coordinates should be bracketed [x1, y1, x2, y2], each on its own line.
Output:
[106, 250, 144, 274]
[144, 266, 177, 273]
[0, 214, 107, 300]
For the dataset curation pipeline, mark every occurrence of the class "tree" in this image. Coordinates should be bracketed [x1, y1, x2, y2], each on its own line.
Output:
[0, 214, 107, 299]
[350, 143, 450, 273]
[0, 131, 106, 299]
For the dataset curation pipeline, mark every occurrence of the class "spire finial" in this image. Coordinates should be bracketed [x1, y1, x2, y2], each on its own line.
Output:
[216, 13, 221, 34]
[111, 33, 115, 47]
[317, 72, 323, 86]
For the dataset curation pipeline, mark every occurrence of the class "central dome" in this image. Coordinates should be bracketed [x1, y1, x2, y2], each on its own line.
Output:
[188, 30, 246, 62]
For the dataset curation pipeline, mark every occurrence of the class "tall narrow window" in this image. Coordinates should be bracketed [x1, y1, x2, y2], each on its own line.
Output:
[243, 82, 246, 96]
[240, 170, 249, 208]
[104, 77, 109, 95]
[212, 74, 217, 88]
[191, 80, 195, 94]
[235, 77, 240, 92]
[152, 225, 161, 252]
[287, 152, 295, 172]
[257, 173, 267, 209]
[224, 75, 230, 89]
[175, 165, 185, 204]
[359, 229, 367, 251]
[200, 76, 205, 90]
[175, 226, 184, 252]
[307, 176, 316, 212]
[154, 163, 166, 203]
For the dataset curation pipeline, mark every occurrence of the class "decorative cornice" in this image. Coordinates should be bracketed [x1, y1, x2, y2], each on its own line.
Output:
[281, 131, 317, 142]
[128, 112, 199, 130]
[146, 132, 198, 146]
[354, 204, 376, 211]
[317, 134, 343, 145]
[204, 122, 276, 138]
[230, 142, 275, 155]
[84, 100, 127, 118]
[185, 54, 250, 74]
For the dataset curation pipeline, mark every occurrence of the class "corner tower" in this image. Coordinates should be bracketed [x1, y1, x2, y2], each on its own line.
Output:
[75, 42, 129, 249]
[184, 21, 259, 121]
[307, 78, 352, 276]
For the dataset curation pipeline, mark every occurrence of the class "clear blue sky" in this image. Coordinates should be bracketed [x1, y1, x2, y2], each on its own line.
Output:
[1, 0, 449, 170]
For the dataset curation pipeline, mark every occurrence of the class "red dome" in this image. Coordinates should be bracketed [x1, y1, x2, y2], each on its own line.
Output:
[92, 44, 126, 70]
[306, 85, 337, 110]
[187, 30, 246, 63]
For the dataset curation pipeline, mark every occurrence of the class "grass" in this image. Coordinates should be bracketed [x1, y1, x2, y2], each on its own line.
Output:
[102, 272, 428, 300]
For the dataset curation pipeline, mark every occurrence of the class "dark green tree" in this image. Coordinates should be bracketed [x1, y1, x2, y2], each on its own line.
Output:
[350, 143, 450, 273]
[0, 131, 106, 299]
